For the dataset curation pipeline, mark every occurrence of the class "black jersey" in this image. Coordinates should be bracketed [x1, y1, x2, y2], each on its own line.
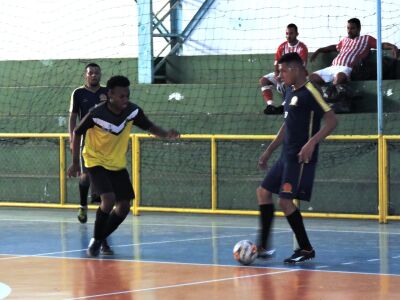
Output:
[69, 86, 108, 120]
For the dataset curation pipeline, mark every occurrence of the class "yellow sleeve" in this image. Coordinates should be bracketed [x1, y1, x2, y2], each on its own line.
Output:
[306, 82, 331, 112]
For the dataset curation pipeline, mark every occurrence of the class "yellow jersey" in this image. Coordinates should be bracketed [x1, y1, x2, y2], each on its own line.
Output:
[75, 101, 153, 170]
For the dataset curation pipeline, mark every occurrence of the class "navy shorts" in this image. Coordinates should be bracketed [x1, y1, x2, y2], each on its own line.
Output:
[87, 166, 134, 202]
[261, 157, 317, 201]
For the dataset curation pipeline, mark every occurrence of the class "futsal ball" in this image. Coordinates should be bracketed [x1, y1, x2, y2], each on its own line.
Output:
[233, 240, 258, 265]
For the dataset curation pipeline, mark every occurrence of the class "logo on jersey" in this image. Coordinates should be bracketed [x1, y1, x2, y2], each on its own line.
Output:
[282, 183, 292, 193]
[99, 94, 108, 101]
[290, 96, 298, 106]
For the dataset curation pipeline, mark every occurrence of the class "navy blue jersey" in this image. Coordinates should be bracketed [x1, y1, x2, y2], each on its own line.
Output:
[282, 81, 331, 161]
[69, 86, 108, 120]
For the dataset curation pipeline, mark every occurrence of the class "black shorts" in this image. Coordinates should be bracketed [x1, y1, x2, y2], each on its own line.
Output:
[261, 157, 316, 201]
[86, 166, 135, 201]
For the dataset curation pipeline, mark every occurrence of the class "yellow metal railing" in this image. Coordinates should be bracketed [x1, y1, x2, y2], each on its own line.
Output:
[384, 136, 400, 222]
[0, 133, 397, 223]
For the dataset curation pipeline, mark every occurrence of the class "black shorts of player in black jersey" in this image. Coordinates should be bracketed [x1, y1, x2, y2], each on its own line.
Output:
[261, 156, 316, 201]
[87, 166, 134, 202]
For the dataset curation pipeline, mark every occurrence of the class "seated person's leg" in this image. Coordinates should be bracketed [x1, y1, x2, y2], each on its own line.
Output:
[259, 73, 283, 115]
[308, 73, 325, 85]
[333, 66, 354, 94]
[259, 73, 276, 106]
[311, 67, 345, 101]
[310, 66, 335, 85]
[333, 72, 349, 85]
[329, 70, 354, 113]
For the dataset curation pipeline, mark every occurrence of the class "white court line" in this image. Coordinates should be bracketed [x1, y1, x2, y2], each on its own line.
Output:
[341, 262, 356, 265]
[0, 218, 262, 230]
[367, 259, 380, 262]
[0, 217, 399, 235]
[392, 255, 400, 259]
[65, 269, 297, 300]
[0, 218, 260, 230]
[303, 228, 400, 235]
[0, 232, 267, 261]
[316, 265, 329, 268]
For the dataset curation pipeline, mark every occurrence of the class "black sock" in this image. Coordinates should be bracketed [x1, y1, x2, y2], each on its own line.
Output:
[94, 208, 109, 240]
[79, 180, 90, 207]
[103, 211, 126, 239]
[286, 209, 312, 250]
[258, 204, 275, 249]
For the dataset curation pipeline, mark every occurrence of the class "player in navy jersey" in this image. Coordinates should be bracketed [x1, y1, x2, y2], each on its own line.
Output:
[69, 63, 113, 253]
[256, 53, 337, 263]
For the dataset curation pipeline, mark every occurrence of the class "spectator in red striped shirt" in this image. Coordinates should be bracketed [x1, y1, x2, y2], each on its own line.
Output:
[260, 23, 308, 115]
[310, 18, 398, 95]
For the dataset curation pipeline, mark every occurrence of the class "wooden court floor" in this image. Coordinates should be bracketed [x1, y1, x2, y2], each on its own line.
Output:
[0, 208, 400, 299]
[1, 256, 400, 299]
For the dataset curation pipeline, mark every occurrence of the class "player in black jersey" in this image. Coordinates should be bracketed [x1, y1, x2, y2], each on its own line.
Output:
[256, 53, 337, 263]
[69, 63, 108, 225]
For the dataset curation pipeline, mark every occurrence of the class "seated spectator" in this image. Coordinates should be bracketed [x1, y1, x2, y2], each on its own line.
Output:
[310, 18, 398, 101]
[259, 23, 308, 115]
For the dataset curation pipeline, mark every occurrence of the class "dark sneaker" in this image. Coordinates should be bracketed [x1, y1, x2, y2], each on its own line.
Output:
[87, 238, 102, 257]
[275, 105, 284, 114]
[335, 84, 347, 98]
[91, 195, 101, 204]
[336, 84, 357, 98]
[257, 247, 276, 260]
[77, 208, 88, 224]
[100, 239, 114, 255]
[264, 105, 284, 115]
[284, 248, 315, 264]
[321, 85, 337, 102]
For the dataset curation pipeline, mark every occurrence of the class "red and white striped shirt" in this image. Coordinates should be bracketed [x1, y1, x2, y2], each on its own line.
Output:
[274, 41, 308, 66]
[332, 35, 377, 68]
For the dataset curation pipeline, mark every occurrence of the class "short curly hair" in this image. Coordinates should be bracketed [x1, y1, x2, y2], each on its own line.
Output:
[107, 75, 130, 89]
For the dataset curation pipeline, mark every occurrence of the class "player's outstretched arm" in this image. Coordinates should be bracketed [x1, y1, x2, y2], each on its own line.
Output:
[258, 123, 285, 170]
[298, 110, 337, 163]
[310, 45, 337, 62]
[148, 125, 180, 139]
[67, 131, 82, 177]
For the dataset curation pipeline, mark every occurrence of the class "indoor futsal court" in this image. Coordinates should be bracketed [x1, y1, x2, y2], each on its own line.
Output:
[0, 208, 399, 299]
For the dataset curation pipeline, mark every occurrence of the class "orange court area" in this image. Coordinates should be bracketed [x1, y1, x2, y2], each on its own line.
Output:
[1, 255, 400, 300]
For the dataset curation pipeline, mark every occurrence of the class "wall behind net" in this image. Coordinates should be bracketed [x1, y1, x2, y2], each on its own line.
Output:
[1, 0, 399, 134]
[0, 0, 399, 214]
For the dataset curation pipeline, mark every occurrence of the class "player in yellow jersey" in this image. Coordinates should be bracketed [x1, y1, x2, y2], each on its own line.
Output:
[68, 75, 179, 257]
